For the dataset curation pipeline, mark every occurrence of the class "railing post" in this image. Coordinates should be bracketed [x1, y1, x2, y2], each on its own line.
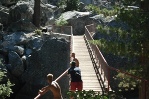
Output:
[101, 64, 103, 74]
[139, 80, 147, 99]
[107, 67, 110, 93]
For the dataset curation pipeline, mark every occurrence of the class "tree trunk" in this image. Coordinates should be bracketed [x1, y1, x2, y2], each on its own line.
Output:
[140, 1, 149, 98]
[33, 0, 40, 27]
[140, 0, 149, 11]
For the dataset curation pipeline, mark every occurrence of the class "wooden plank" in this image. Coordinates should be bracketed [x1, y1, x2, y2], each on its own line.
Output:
[73, 35, 102, 92]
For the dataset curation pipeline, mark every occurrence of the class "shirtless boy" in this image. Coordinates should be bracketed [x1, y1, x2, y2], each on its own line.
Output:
[35, 74, 63, 99]
[71, 53, 79, 67]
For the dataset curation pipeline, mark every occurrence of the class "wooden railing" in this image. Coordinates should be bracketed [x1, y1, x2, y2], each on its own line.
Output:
[84, 24, 149, 99]
[52, 25, 72, 35]
[84, 24, 109, 95]
[51, 25, 73, 81]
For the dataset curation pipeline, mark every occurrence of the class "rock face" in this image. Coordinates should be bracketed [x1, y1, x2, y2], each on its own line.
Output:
[0, 5, 9, 26]
[8, 2, 33, 23]
[8, 51, 24, 77]
[15, 38, 70, 99]
[57, 11, 93, 35]
[7, 2, 36, 32]
[0, 31, 71, 99]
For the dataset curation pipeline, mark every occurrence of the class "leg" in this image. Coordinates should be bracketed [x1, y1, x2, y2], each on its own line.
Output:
[77, 82, 83, 91]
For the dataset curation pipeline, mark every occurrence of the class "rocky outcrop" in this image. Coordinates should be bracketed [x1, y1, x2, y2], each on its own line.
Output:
[7, 2, 36, 32]
[16, 38, 70, 99]
[8, 51, 24, 77]
[7, 19, 37, 32]
[8, 2, 33, 23]
[0, 5, 9, 26]
[0, 31, 71, 99]
[57, 11, 93, 35]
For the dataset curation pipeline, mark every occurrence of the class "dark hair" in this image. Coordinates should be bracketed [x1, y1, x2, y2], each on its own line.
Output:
[71, 61, 76, 67]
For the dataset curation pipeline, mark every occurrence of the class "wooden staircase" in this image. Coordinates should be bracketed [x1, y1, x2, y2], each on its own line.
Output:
[73, 35, 102, 91]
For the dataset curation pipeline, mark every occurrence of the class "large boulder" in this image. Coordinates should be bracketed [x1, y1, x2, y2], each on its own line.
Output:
[40, 3, 58, 26]
[57, 11, 92, 35]
[0, 0, 16, 7]
[7, 1, 36, 32]
[8, 1, 33, 23]
[2, 32, 28, 50]
[0, 31, 71, 99]
[15, 37, 70, 99]
[8, 51, 24, 77]
[7, 19, 37, 32]
[0, 5, 9, 26]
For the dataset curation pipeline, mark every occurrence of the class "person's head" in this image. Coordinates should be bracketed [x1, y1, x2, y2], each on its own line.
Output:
[70, 61, 76, 67]
[71, 53, 75, 58]
[47, 73, 53, 84]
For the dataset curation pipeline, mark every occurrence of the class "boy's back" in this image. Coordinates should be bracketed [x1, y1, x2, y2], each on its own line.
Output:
[35, 74, 63, 99]
[49, 81, 63, 99]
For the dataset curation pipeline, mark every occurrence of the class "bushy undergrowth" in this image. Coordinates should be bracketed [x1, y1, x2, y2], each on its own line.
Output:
[34, 29, 42, 35]
[0, 60, 14, 99]
[55, 16, 68, 26]
[67, 90, 108, 99]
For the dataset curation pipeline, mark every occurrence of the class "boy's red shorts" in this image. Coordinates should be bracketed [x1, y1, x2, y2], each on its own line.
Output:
[70, 82, 83, 91]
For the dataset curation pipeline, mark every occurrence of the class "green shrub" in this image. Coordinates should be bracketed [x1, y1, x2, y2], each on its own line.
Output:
[34, 29, 42, 35]
[67, 90, 108, 99]
[55, 16, 68, 26]
[0, 78, 14, 99]
[58, 0, 80, 12]
[86, 4, 118, 16]
[0, 60, 14, 99]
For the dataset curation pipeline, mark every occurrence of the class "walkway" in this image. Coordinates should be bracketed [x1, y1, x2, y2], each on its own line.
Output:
[73, 35, 102, 91]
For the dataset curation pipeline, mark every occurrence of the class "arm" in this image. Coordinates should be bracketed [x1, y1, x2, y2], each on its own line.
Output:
[34, 86, 49, 99]
[77, 59, 79, 66]
[38, 85, 50, 95]
[74, 58, 79, 66]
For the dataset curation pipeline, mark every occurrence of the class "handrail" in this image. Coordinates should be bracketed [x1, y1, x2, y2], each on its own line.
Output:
[52, 25, 72, 35]
[70, 26, 74, 53]
[84, 34, 106, 95]
[52, 25, 73, 81]
[84, 24, 109, 95]
[85, 24, 149, 99]
[55, 26, 74, 81]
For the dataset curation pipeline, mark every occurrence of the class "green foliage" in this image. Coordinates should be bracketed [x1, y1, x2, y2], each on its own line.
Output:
[86, 4, 101, 15]
[0, 79, 14, 99]
[57, 0, 66, 9]
[34, 29, 42, 35]
[67, 90, 108, 99]
[91, 7, 149, 67]
[55, 16, 68, 26]
[0, 71, 6, 81]
[0, 60, 14, 99]
[89, 0, 149, 95]
[92, 25, 139, 57]
[86, 4, 118, 16]
[114, 69, 141, 92]
[120, 0, 140, 5]
[58, 0, 80, 11]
